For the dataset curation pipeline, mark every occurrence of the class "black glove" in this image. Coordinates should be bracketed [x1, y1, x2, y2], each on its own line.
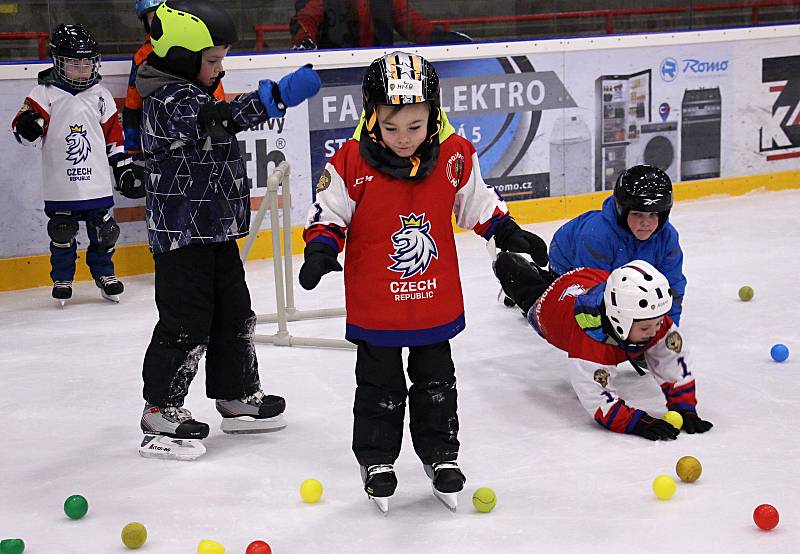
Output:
[112, 157, 146, 199]
[631, 413, 679, 441]
[298, 242, 342, 290]
[198, 100, 241, 141]
[677, 410, 713, 434]
[291, 37, 317, 50]
[15, 110, 45, 142]
[493, 218, 549, 267]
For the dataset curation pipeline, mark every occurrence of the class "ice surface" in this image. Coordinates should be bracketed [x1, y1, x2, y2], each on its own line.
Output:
[1, 190, 798, 553]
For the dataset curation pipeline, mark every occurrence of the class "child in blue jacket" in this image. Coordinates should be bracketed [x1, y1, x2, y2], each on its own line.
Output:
[548, 165, 686, 325]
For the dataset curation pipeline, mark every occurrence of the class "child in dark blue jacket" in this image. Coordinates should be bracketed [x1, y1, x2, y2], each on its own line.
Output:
[134, 0, 320, 458]
[548, 165, 686, 325]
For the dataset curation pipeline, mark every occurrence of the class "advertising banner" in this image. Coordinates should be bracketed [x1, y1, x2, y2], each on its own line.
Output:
[1, 27, 799, 260]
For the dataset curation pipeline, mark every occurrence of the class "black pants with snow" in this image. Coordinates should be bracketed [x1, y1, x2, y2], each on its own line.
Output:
[142, 241, 261, 407]
[352, 340, 459, 466]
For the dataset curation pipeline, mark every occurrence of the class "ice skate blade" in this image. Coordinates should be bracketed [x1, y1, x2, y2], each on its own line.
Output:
[100, 291, 120, 303]
[432, 486, 458, 512]
[368, 495, 389, 515]
[138, 434, 205, 461]
[220, 414, 287, 434]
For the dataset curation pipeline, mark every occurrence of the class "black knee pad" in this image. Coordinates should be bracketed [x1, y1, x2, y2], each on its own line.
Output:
[47, 212, 78, 246]
[95, 212, 120, 248]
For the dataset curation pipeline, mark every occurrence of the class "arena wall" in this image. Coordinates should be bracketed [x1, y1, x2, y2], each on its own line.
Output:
[1, 25, 798, 291]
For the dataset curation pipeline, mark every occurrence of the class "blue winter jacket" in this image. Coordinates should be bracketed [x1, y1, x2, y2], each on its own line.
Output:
[548, 196, 686, 325]
[136, 64, 273, 255]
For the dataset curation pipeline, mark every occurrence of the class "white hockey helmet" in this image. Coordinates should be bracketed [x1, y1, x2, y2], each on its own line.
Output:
[603, 260, 672, 341]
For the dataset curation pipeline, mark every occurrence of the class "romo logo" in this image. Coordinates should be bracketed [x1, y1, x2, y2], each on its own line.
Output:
[682, 58, 730, 74]
[660, 57, 730, 81]
[660, 58, 678, 82]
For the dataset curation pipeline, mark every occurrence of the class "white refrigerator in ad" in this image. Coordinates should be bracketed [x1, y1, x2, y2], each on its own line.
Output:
[595, 69, 652, 191]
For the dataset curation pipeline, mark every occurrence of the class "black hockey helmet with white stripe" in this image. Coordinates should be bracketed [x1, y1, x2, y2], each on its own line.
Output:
[613, 165, 673, 232]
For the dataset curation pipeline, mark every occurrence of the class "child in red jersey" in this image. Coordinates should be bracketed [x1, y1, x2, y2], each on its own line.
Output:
[300, 51, 549, 511]
[495, 253, 713, 440]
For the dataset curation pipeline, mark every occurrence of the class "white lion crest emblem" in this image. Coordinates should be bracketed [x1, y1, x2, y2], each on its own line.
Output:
[65, 124, 91, 165]
[387, 213, 438, 278]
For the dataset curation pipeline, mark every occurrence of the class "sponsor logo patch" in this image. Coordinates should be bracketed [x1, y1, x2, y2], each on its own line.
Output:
[316, 169, 332, 193]
[665, 331, 683, 353]
[593, 369, 610, 388]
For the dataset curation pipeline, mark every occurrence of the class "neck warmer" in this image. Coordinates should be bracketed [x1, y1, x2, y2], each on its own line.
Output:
[358, 103, 442, 181]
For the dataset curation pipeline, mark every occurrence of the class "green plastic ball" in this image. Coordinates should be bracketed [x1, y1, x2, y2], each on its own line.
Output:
[738, 285, 754, 301]
[0, 538, 25, 554]
[64, 494, 89, 520]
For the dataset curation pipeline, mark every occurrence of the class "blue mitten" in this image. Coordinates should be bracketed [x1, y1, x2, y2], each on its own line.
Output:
[279, 64, 321, 107]
[258, 64, 321, 118]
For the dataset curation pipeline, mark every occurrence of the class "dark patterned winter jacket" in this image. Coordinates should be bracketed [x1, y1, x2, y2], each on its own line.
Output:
[136, 64, 269, 254]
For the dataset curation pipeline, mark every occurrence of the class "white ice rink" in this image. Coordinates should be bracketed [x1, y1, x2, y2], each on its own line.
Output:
[1, 190, 798, 553]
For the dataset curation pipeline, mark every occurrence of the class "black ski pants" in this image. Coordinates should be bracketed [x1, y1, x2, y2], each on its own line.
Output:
[352, 340, 459, 466]
[142, 241, 261, 407]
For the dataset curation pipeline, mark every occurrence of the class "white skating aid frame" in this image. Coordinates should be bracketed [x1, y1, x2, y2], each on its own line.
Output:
[241, 161, 354, 349]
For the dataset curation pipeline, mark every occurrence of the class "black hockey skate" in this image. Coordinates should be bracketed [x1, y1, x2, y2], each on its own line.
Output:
[139, 405, 209, 461]
[361, 464, 397, 514]
[216, 390, 287, 434]
[52, 280, 73, 306]
[95, 274, 124, 303]
[492, 252, 547, 315]
[424, 461, 466, 512]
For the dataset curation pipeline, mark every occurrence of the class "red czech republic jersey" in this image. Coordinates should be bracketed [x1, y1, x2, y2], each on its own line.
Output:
[304, 134, 508, 347]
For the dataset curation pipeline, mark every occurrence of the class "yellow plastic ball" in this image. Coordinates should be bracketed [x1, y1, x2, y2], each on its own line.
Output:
[121, 522, 147, 549]
[738, 286, 754, 301]
[197, 539, 225, 554]
[652, 475, 676, 500]
[662, 410, 683, 430]
[472, 487, 497, 513]
[676, 455, 702, 483]
[300, 478, 323, 503]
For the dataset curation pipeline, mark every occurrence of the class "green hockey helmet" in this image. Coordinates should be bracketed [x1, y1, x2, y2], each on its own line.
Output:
[149, 0, 237, 80]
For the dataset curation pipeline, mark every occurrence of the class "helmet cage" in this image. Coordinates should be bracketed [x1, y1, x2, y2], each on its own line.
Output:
[53, 54, 100, 91]
[49, 24, 100, 91]
[603, 260, 672, 341]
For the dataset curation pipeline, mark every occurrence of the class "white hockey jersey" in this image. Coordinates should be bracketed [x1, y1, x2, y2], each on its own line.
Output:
[14, 76, 123, 207]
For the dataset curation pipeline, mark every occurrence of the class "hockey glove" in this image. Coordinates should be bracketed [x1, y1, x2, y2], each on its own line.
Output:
[112, 157, 146, 199]
[14, 109, 45, 142]
[677, 410, 713, 434]
[291, 37, 317, 50]
[298, 242, 342, 290]
[631, 413, 679, 441]
[493, 218, 549, 267]
[198, 100, 242, 141]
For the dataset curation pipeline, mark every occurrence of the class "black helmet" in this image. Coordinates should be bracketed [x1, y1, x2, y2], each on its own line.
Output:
[149, 0, 237, 81]
[361, 51, 442, 173]
[49, 24, 100, 90]
[362, 51, 440, 111]
[613, 165, 673, 232]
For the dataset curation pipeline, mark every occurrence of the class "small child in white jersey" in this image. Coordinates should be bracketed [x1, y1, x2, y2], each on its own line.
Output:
[12, 24, 128, 304]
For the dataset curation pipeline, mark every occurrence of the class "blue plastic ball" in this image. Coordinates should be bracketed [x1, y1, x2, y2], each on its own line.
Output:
[770, 344, 789, 363]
